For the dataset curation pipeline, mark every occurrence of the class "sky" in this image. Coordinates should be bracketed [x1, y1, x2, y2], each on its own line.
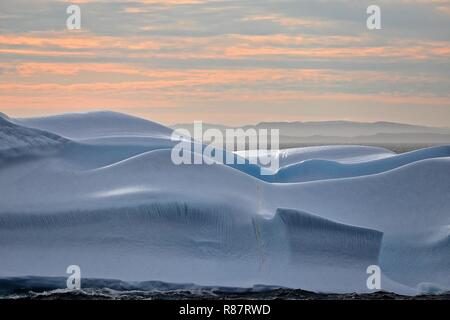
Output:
[0, 0, 449, 126]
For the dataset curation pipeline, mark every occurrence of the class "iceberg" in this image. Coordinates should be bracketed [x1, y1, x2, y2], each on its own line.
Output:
[0, 111, 449, 295]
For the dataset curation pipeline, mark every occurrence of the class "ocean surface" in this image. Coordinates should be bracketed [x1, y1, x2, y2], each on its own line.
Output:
[1, 277, 449, 300]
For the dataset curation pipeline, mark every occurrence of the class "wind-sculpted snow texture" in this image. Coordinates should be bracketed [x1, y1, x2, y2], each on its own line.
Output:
[0, 111, 449, 295]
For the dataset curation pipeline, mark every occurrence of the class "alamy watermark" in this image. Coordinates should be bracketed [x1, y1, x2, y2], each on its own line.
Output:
[66, 4, 81, 30]
[171, 122, 280, 175]
[367, 5, 381, 30]
[65, 4, 381, 31]
[366, 265, 382, 290]
[66, 264, 81, 290]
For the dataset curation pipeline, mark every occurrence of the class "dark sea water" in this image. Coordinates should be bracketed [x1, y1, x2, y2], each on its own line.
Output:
[0, 277, 449, 300]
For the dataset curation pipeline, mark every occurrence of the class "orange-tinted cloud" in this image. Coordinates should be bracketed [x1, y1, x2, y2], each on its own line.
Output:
[2, 32, 449, 61]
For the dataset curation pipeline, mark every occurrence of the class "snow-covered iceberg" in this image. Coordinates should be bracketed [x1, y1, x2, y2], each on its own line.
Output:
[0, 111, 449, 295]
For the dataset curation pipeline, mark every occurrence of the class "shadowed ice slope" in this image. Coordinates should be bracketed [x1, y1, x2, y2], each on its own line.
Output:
[0, 113, 67, 163]
[271, 145, 450, 182]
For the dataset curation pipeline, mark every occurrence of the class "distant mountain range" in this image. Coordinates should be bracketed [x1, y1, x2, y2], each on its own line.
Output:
[172, 121, 450, 145]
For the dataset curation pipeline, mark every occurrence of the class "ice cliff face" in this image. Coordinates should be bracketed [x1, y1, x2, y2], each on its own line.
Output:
[0, 111, 449, 295]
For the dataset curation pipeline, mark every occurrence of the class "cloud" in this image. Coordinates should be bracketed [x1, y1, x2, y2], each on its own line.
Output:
[0, 0, 449, 125]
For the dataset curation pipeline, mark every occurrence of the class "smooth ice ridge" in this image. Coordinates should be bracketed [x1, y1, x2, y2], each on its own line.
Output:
[237, 145, 396, 167]
[270, 145, 450, 182]
[17, 111, 173, 139]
